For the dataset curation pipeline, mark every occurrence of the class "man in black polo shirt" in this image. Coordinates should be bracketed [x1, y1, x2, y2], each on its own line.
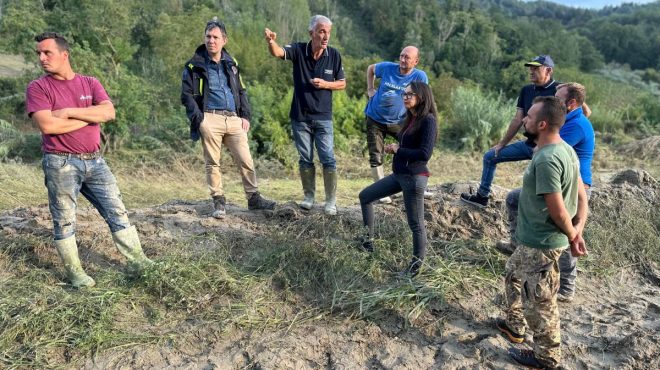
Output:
[460, 55, 560, 208]
[264, 15, 346, 216]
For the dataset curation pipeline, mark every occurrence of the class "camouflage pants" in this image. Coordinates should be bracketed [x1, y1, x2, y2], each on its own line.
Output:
[505, 245, 564, 368]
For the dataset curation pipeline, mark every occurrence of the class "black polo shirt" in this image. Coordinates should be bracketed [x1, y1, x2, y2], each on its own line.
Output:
[282, 41, 345, 121]
[516, 80, 560, 116]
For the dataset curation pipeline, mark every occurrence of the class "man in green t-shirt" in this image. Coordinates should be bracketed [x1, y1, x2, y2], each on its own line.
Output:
[495, 96, 589, 369]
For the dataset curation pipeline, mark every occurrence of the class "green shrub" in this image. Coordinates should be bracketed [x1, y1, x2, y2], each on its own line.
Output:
[444, 85, 515, 151]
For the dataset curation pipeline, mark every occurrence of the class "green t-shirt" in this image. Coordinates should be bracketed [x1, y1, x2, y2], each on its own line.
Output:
[516, 141, 580, 249]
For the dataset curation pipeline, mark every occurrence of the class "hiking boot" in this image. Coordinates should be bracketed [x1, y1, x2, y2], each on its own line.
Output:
[460, 191, 488, 208]
[423, 190, 434, 199]
[496, 319, 525, 344]
[495, 240, 518, 256]
[378, 196, 393, 204]
[248, 192, 276, 210]
[507, 347, 556, 369]
[557, 291, 575, 303]
[212, 195, 226, 218]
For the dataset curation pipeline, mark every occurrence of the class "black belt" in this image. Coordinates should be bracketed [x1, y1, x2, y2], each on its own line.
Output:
[46, 151, 101, 160]
[204, 109, 237, 116]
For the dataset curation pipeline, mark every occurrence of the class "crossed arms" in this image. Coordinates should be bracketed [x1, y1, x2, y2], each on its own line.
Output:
[31, 100, 115, 135]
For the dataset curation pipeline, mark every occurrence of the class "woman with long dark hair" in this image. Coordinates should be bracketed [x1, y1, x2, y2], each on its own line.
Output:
[358, 81, 438, 276]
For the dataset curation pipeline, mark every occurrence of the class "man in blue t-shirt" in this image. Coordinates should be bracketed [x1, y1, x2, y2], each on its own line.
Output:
[365, 46, 429, 203]
[264, 15, 346, 215]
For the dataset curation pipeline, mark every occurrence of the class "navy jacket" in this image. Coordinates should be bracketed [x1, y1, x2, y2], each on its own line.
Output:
[181, 45, 251, 141]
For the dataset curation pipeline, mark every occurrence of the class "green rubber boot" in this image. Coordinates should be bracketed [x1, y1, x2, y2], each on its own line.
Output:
[54, 235, 96, 288]
[300, 167, 316, 210]
[112, 225, 154, 272]
[323, 168, 338, 216]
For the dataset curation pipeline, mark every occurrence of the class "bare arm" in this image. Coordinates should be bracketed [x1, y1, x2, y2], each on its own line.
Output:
[52, 100, 115, 123]
[544, 192, 579, 242]
[311, 78, 346, 91]
[264, 28, 285, 58]
[31, 110, 89, 135]
[582, 102, 591, 118]
[572, 178, 589, 235]
[491, 109, 524, 155]
[366, 64, 376, 98]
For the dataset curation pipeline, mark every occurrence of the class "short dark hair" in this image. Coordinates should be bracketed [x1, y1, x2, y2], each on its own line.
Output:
[34, 32, 70, 52]
[205, 17, 227, 37]
[557, 83, 586, 106]
[532, 96, 566, 130]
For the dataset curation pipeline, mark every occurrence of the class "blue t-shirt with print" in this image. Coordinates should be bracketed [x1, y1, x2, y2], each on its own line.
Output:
[365, 62, 428, 125]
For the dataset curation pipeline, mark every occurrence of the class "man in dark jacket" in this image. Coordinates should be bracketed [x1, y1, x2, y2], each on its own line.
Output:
[181, 18, 275, 218]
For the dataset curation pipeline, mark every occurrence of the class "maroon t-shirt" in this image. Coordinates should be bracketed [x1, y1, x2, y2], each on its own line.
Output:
[25, 74, 111, 153]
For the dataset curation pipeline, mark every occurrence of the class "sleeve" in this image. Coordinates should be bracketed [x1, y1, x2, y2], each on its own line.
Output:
[395, 116, 437, 161]
[282, 43, 299, 62]
[89, 77, 111, 104]
[25, 81, 52, 116]
[180, 66, 203, 128]
[559, 122, 583, 147]
[535, 159, 563, 195]
[516, 87, 525, 110]
[374, 62, 385, 78]
[235, 67, 251, 120]
[335, 51, 345, 81]
[419, 71, 429, 84]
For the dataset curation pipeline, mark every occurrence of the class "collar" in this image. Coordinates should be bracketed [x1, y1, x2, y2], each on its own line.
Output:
[534, 79, 556, 91]
[305, 41, 329, 58]
[566, 106, 583, 121]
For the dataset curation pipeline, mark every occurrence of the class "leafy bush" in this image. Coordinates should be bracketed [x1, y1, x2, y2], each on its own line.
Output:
[444, 85, 515, 151]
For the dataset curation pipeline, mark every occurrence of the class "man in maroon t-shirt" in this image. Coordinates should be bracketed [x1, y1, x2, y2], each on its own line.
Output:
[26, 32, 152, 288]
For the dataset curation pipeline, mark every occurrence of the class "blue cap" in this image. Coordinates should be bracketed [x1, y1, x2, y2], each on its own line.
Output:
[524, 55, 554, 68]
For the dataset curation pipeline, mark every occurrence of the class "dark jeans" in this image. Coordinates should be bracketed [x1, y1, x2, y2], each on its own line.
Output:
[42, 153, 131, 240]
[478, 140, 534, 197]
[506, 186, 592, 295]
[359, 173, 428, 261]
[366, 116, 401, 168]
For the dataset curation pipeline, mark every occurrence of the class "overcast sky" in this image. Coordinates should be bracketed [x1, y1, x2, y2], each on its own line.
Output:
[524, 0, 657, 8]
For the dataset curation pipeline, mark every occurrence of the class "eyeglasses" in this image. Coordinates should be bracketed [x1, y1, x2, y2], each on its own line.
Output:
[402, 92, 417, 99]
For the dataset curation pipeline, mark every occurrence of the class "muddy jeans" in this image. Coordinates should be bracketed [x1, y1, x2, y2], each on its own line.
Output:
[42, 153, 131, 240]
[505, 245, 563, 368]
[291, 119, 336, 170]
[366, 116, 402, 168]
[506, 187, 592, 296]
[359, 173, 428, 261]
[200, 112, 259, 198]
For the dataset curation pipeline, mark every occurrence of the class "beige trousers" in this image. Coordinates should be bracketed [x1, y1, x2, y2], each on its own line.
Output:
[199, 113, 258, 198]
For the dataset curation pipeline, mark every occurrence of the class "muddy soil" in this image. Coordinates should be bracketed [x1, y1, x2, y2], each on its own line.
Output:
[1, 170, 658, 370]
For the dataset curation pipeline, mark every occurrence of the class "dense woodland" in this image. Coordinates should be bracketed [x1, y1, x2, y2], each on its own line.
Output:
[1, 0, 659, 164]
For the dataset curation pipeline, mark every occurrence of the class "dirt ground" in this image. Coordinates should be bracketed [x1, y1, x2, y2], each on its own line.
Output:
[1, 170, 658, 370]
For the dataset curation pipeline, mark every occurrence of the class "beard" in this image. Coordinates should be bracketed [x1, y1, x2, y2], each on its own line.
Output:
[522, 129, 538, 146]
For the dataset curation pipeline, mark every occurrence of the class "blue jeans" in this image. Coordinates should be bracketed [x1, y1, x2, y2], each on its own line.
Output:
[506, 186, 593, 295]
[42, 154, 131, 240]
[291, 120, 336, 170]
[359, 174, 428, 261]
[478, 140, 534, 197]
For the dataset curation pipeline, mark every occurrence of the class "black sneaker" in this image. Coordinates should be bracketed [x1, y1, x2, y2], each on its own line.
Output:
[508, 347, 556, 369]
[248, 192, 276, 210]
[460, 191, 489, 208]
[361, 240, 374, 253]
[398, 258, 422, 278]
[212, 195, 226, 219]
[496, 319, 525, 343]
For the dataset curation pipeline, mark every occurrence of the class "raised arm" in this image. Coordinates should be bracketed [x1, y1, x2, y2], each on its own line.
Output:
[264, 28, 285, 58]
[366, 64, 376, 98]
[51, 100, 115, 123]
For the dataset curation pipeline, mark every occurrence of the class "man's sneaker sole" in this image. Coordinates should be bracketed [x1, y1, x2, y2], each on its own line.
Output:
[460, 197, 487, 208]
[212, 210, 226, 219]
[496, 319, 525, 344]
